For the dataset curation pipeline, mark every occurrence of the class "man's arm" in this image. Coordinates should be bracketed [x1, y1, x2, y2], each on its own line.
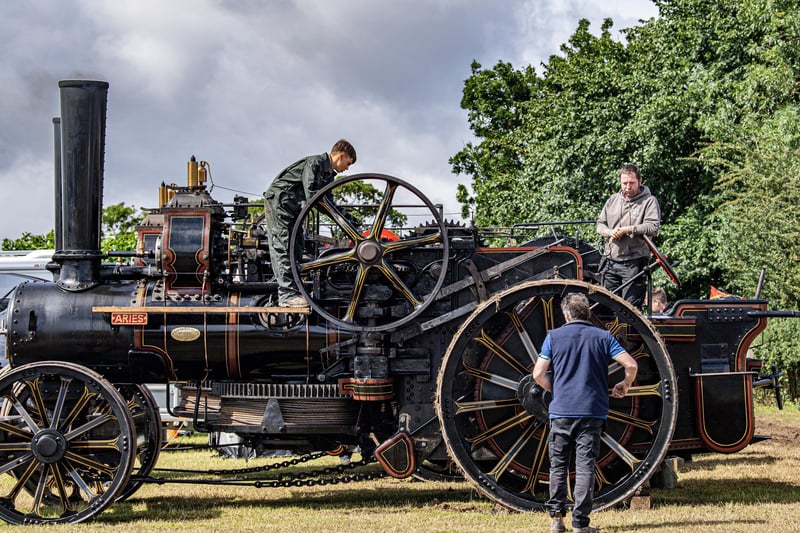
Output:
[533, 357, 553, 392]
[596, 198, 613, 238]
[611, 351, 638, 398]
[629, 197, 661, 237]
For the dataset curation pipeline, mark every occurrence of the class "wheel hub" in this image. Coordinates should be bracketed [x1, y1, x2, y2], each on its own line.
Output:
[357, 240, 382, 263]
[32, 429, 68, 463]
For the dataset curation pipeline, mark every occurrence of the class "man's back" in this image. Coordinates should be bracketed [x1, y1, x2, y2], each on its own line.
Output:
[547, 320, 618, 419]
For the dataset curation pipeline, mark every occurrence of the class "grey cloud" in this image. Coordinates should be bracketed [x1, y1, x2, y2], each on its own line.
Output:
[0, 0, 657, 241]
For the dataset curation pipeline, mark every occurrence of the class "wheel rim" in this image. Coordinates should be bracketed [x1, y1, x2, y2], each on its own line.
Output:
[116, 384, 162, 502]
[0, 362, 136, 524]
[290, 173, 449, 332]
[436, 279, 677, 511]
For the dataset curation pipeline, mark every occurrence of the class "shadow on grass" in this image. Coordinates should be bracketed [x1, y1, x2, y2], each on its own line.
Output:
[681, 449, 781, 471]
[603, 519, 763, 532]
[654, 477, 800, 506]
[98, 483, 483, 525]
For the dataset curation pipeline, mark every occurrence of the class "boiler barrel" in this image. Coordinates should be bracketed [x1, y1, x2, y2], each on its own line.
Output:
[6, 281, 332, 382]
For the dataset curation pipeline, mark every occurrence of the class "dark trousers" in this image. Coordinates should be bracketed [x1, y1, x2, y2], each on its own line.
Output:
[601, 257, 646, 308]
[547, 417, 604, 529]
[265, 191, 303, 303]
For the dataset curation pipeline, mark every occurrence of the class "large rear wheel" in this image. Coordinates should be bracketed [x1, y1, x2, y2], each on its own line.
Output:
[436, 279, 677, 511]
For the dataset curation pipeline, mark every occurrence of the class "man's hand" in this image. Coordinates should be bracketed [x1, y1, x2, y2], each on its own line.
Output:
[611, 380, 630, 398]
[610, 226, 630, 240]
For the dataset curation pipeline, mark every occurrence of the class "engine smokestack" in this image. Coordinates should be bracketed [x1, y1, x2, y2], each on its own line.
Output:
[52, 117, 62, 252]
[53, 80, 108, 291]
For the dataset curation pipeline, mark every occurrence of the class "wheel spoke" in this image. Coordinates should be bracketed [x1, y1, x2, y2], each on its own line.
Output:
[6, 395, 42, 433]
[455, 397, 520, 414]
[473, 328, 530, 376]
[0, 441, 32, 454]
[64, 412, 117, 441]
[299, 247, 358, 274]
[25, 378, 50, 429]
[4, 455, 40, 501]
[486, 421, 540, 482]
[32, 464, 53, 516]
[317, 195, 363, 243]
[508, 309, 540, 365]
[382, 232, 442, 254]
[0, 452, 34, 477]
[0, 420, 33, 440]
[522, 423, 550, 493]
[607, 408, 657, 435]
[65, 451, 117, 480]
[625, 383, 663, 398]
[50, 462, 74, 513]
[366, 182, 397, 240]
[68, 434, 124, 452]
[374, 259, 423, 308]
[58, 386, 97, 431]
[600, 432, 642, 471]
[49, 377, 74, 430]
[63, 459, 99, 500]
[460, 361, 520, 391]
[465, 410, 531, 448]
[344, 264, 370, 322]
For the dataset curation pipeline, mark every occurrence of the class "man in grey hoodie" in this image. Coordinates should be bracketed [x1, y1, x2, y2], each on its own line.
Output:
[596, 164, 660, 307]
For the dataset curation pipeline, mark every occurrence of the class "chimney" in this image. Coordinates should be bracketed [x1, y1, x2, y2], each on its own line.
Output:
[52, 117, 62, 252]
[53, 80, 108, 291]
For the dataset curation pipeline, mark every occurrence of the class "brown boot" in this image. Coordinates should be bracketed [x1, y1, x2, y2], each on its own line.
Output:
[550, 512, 566, 533]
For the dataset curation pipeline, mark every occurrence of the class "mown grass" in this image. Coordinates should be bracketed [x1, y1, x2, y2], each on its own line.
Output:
[5, 405, 800, 532]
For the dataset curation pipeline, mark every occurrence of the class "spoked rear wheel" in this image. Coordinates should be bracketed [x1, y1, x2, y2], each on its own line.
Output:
[0, 362, 136, 524]
[436, 279, 677, 512]
[116, 384, 162, 502]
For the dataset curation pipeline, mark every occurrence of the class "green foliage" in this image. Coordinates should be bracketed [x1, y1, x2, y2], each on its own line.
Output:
[2, 230, 55, 251]
[101, 202, 145, 253]
[453, 0, 800, 393]
[332, 178, 408, 228]
[1, 204, 143, 253]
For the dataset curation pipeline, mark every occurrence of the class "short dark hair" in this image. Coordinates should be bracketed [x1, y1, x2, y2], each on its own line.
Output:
[560, 292, 591, 321]
[619, 164, 641, 180]
[332, 139, 356, 164]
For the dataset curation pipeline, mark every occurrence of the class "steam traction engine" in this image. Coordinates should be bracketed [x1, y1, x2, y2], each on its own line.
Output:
[0, 81, 776, 524]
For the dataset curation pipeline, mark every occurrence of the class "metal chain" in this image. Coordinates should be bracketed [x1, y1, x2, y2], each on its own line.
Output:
[154, 450, 327, 475]
[136, 454, 387, 488]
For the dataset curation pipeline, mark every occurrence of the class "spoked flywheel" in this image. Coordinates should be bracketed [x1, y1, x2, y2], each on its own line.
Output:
[0, 362, 136, 524]
[436, 279, 677, 512]
[290, 173, 449, 332]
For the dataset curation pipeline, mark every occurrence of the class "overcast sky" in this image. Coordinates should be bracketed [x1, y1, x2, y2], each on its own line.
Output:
[0, 0, 658, 243]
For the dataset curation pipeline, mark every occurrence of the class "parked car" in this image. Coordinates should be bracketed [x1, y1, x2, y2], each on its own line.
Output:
[1, 260, 52, 368]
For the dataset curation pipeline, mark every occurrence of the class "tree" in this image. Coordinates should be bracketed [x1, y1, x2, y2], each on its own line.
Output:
[452, 0, 800, 392]
[2, 231, 55, 251]
[101, 202, 144, 253]
[1, 203, 144, 253]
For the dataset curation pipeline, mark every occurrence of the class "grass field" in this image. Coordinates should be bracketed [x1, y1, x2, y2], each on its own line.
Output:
[4, 405, 799, 532]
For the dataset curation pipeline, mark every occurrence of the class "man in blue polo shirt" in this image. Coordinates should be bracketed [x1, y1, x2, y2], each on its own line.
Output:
[533, 292, 638, 533]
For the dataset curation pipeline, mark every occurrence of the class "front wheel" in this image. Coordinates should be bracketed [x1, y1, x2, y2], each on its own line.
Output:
[0, 362, 136, 524]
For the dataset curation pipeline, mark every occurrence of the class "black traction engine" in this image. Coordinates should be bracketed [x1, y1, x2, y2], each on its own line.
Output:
[0, 80, 781, 525]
